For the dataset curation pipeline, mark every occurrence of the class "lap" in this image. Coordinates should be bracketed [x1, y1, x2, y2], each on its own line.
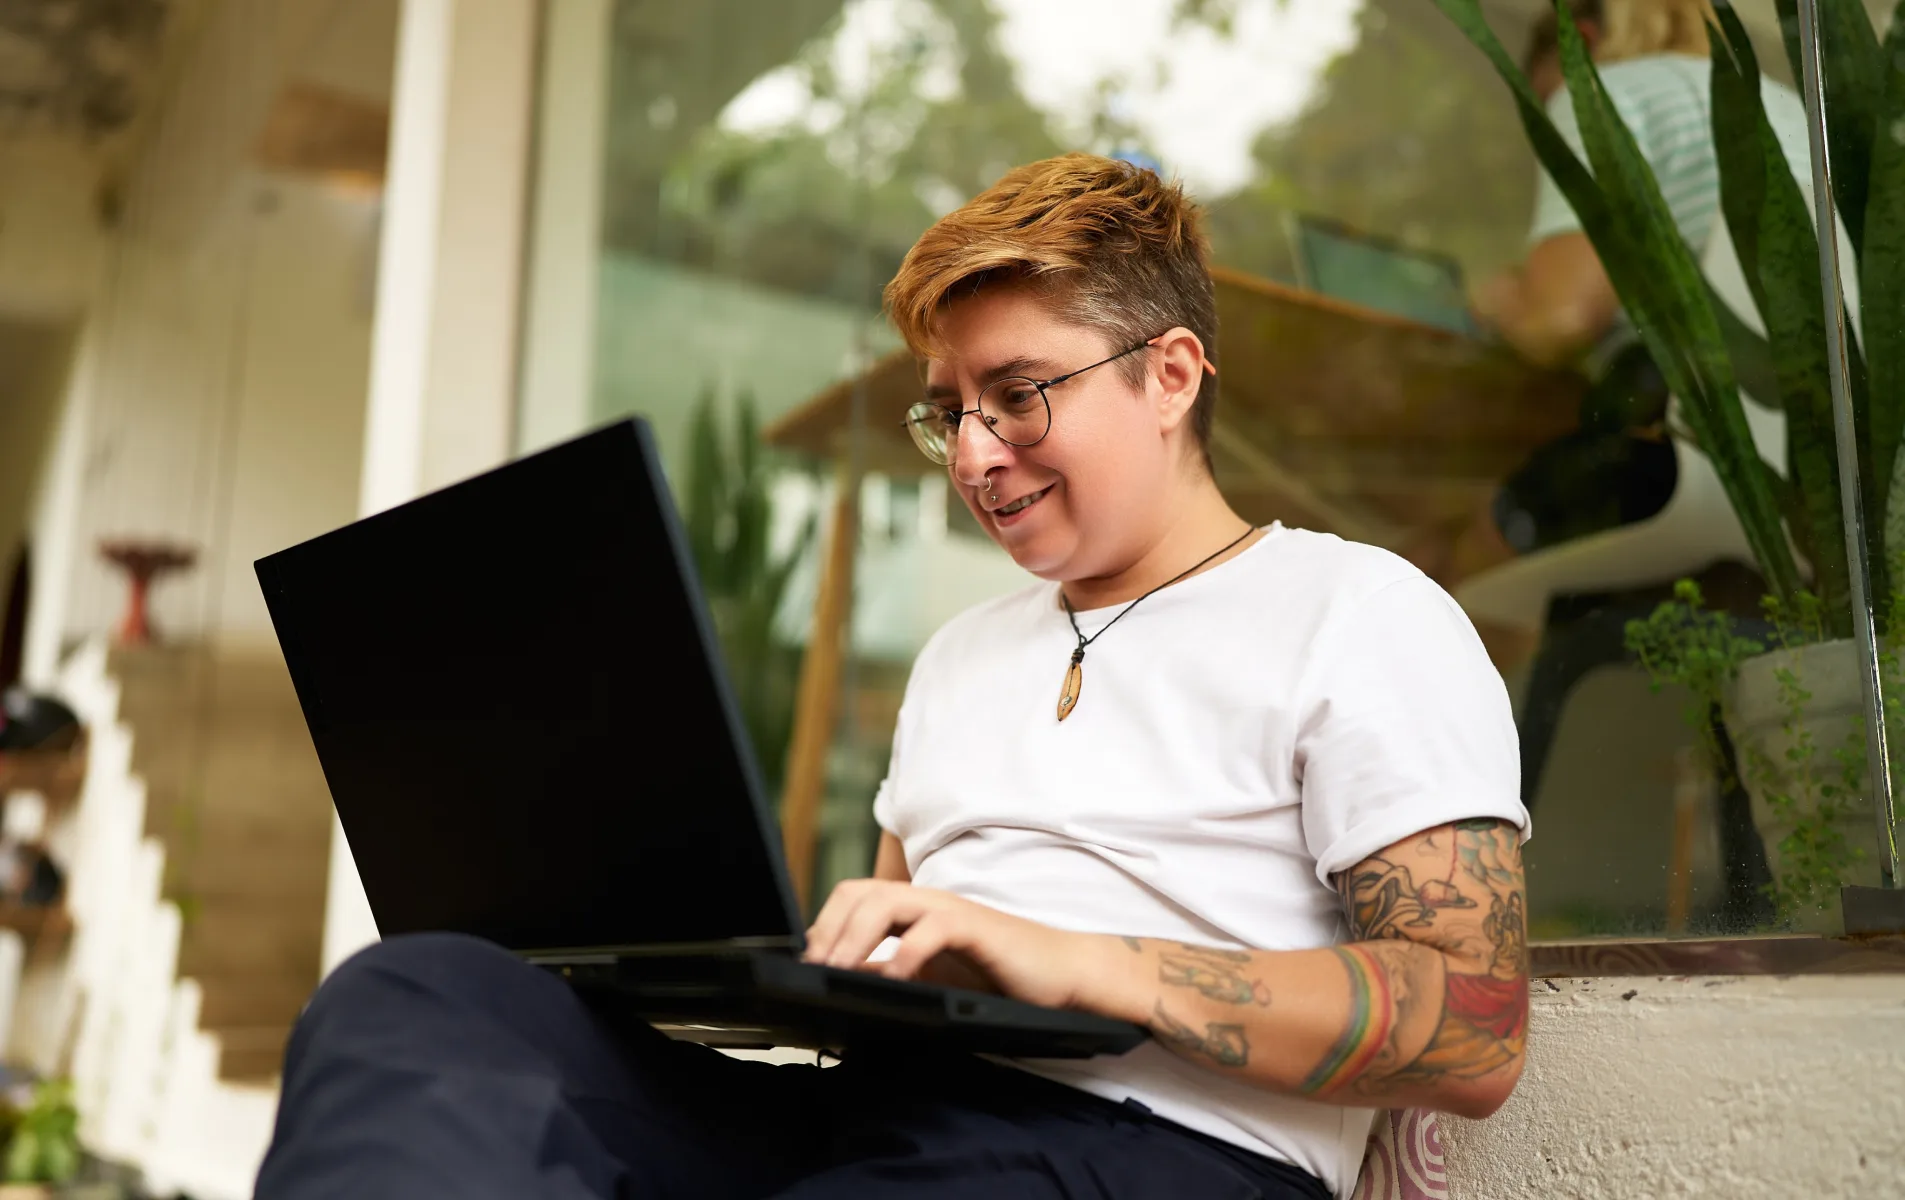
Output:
[259, 934, 1321, 1200]
[260, 932, 830, 1198]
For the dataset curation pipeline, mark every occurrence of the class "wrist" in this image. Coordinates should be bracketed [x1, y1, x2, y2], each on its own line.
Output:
[1068, 934, 1154, 1026]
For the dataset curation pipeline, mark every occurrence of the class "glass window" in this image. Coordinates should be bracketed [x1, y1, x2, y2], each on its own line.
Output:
[519, 0, 1900, 934]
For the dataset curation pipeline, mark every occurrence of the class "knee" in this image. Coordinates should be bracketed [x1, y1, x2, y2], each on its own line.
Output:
[320, 933, 521, 1001]
[295, 933, 540, 1045]
[282, 933, 570, 1087]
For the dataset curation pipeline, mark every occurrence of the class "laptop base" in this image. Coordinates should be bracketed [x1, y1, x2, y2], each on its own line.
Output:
[553, 950, 1147, 1059]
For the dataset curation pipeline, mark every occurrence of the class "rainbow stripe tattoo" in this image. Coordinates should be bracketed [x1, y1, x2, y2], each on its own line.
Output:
[1299, 945, 1394, 1095]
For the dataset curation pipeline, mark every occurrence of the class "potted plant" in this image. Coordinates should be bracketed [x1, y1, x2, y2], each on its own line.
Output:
[1434, 0, 1904, 928]
[681, 390, 816, 802]
[1625, 579, 1903, 925]
[0, 1080, 80, 1197]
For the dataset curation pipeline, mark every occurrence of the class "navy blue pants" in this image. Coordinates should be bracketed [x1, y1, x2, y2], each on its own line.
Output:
[255, 934, 1332, 1199]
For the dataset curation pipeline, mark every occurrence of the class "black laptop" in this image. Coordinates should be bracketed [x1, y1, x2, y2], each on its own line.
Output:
[255, 417, 1144, 1059]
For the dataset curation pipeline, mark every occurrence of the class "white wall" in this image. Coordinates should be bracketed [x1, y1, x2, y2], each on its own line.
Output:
[1445, 974, 1905, 1195]
[0, 138, 106, 323]
[515, 0, 610, 455]
[23, 0, 392, 657]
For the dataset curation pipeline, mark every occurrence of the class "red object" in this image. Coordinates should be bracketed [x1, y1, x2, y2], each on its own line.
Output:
[98, 540, 198, 647]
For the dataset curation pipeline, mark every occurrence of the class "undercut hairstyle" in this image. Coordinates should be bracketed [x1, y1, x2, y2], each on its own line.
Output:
[1524, 0, 1712, 71]
[884, 153, 1220, 470]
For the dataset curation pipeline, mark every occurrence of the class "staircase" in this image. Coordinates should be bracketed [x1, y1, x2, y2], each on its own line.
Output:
[4, 637, 332, 1198]
[107, 642, 331, 1083]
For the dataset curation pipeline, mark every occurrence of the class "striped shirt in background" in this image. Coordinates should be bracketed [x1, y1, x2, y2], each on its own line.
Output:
[1528, 53, 1817, 255]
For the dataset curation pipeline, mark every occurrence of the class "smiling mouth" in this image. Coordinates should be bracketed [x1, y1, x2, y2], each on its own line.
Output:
[996, 486, 1051, 516]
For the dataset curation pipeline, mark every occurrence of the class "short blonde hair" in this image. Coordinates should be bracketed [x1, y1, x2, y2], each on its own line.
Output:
[1525, 0, 1712, 69]
[883, 153, 1221, 459]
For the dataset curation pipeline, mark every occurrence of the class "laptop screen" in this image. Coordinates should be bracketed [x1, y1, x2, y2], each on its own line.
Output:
[1293, 217, 1477, 336]
[255, 419, 803, 952]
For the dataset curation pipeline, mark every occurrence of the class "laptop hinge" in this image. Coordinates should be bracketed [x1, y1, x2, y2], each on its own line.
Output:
[523, 934, 802, 965]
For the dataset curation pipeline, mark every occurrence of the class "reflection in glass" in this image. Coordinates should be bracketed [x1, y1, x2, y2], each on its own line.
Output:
[519, 0, 1901, 931]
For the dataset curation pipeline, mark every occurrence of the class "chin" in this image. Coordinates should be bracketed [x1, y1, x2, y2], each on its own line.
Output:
[992, 526, 1079, 580]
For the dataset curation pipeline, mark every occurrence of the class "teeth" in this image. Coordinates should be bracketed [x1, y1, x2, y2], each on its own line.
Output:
[999, 488, 1045, 516]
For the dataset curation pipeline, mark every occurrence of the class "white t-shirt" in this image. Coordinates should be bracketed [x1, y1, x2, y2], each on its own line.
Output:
[871, 524, 1529, 1199]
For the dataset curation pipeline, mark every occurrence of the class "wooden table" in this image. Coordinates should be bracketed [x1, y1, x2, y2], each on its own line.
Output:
[1204, 266, 1583, 547]
[759, 268, 1583, 903]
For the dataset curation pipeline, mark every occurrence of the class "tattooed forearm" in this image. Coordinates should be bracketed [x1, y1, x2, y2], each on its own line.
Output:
[1125, 939, 1272, 1007]
[1100, 821, 1526, 1111]
[1159, 950, 1274, 1007]
[1299, 945, 1395, 1094]
[1151, 1000, 1250, 1068]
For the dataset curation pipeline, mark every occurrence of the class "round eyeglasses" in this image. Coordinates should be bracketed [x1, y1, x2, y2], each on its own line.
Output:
[902, 338, 1156, 466]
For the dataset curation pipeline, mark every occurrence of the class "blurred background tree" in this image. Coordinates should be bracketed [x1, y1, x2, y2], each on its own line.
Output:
[1196, 0, 1535, 282]
[638, 0, 1063, 308]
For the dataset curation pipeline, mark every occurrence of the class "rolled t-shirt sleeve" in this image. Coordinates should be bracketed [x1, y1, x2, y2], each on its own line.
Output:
[1295, 575, 1528, 886]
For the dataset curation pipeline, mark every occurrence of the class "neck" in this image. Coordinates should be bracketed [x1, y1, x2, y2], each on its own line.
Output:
[1060, 477, 1254, 611]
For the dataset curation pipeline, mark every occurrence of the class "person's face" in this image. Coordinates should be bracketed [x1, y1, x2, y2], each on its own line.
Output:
[923, 283, 1205, 581]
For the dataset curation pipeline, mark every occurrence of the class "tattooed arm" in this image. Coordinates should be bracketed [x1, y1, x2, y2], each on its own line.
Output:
[1075, 819, 1527, 1118]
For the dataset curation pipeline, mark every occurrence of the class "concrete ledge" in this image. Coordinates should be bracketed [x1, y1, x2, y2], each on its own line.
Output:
[1444, 975, 1905, 1196]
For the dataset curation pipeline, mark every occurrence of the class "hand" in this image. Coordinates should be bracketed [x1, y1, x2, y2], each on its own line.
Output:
[802, 879, 1112, 1012]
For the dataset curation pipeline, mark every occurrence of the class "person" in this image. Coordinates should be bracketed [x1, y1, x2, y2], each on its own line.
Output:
[255, 154, 1529, 1200]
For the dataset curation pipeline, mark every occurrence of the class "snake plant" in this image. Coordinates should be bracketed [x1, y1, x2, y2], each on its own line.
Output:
[1436, 0, 1904, 638]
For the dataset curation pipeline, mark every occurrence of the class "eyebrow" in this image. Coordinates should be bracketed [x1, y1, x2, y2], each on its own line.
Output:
[922, 354, 1053, 403]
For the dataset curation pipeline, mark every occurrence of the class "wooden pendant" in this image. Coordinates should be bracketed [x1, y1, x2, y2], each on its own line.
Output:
[1057, 652, 1083, 721]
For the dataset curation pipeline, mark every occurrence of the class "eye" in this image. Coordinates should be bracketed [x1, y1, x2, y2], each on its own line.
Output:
[992, 381, 1042, 410]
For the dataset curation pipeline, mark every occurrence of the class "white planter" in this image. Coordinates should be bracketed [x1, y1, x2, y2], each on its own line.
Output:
[1724, 639, 1889, 932]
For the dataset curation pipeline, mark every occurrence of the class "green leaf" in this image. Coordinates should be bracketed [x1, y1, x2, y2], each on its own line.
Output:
[1776, 0, 1885, 256]
[1871, 12, 1905, 587]
[1554, 3, 1801, 598]
[1711, 285, 1783, 407]
[3, 1129, 35, 1183]
[1712, 2, 1852, 627]
[685, 388, 730, 592]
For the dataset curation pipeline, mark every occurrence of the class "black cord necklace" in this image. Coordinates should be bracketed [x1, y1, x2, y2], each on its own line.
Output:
[1056, 524, 1258, 721]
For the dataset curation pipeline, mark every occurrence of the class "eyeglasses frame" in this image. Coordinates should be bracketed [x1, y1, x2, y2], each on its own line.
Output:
[902, 334, 1163, 465]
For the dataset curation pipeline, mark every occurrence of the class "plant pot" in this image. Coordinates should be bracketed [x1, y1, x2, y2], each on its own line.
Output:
[1724, 639, 1888, 932]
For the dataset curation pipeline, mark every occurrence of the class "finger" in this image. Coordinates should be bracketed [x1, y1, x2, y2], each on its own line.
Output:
[827, 886, 926, 969]
[803, 879, 873, 963]
[881, 911, 956, 981]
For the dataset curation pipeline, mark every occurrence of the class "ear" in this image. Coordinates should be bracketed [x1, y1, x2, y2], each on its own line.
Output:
[1148, 326, 1210, 437]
